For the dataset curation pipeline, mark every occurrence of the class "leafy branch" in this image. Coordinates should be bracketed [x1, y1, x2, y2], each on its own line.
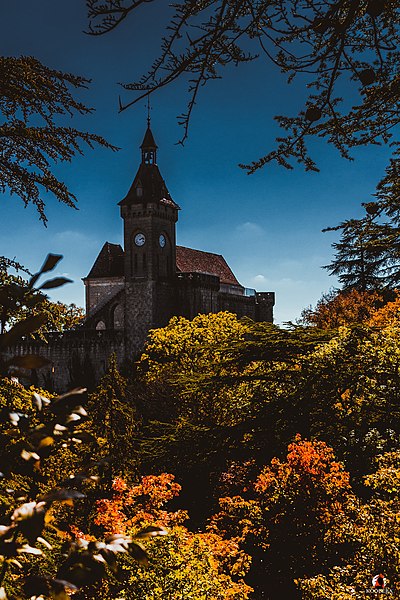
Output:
[0, 56, 118, 223]
[86, 0, 400, 172]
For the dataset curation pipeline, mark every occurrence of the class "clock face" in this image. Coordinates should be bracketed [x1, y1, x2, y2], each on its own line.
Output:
[159, 234, 166, 248]
[134, 232, 146, 247]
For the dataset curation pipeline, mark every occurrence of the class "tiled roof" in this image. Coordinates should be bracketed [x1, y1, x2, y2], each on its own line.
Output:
[176, 246, 241, 286]
[86, 243, 241, 286]
[86, 242, 124, 278]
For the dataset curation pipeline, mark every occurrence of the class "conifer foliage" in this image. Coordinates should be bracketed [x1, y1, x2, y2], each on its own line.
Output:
[323, 218, 391, 291]
[0, 56, 115, 223]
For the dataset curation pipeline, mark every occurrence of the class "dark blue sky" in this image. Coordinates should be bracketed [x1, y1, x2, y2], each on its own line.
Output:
[1, 1, 391, 322]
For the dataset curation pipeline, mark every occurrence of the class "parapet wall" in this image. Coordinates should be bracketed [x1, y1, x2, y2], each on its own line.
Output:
[6, 330, 125, 393]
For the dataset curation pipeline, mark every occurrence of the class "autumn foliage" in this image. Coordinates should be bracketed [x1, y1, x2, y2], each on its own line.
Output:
[300, 289, 383, 328]
[255, 435, 351, 517]
[3, 304, 400, 598]
[206, 437, 358, 597]
[213, 436, 353, 552]
[95, 474, 187, 535]
[367, 289, 400, 327]
[93, 474, 252, 599]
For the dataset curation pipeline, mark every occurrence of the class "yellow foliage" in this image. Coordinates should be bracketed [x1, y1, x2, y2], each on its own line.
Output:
[140, 312, 258, 426]
[142, 311, 249, 380]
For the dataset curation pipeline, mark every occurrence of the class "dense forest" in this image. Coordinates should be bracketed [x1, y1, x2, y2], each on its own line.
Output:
[1, 281, 400, 598]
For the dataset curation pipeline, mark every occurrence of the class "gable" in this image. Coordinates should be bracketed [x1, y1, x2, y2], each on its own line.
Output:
[86, 242, 124, 278]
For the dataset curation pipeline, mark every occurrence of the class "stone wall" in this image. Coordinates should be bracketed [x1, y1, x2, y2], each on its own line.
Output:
[84, 276, 124, 317]
[176, 272, 220, 319]
[176, 273, 275, 323]
[6, 330, 125, 393]
[255, 292, 275, 323]
[124, 279, 177, 358]
[219, 291, 275, 322]
[4, 275, 274, 394]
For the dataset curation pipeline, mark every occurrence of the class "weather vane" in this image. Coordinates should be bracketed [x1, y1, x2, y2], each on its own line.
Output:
[146, 93, 152, 127]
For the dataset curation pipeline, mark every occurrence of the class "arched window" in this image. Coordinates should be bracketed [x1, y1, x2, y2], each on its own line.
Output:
[95, 320, 106, 331]
[112, 304, 124, 330]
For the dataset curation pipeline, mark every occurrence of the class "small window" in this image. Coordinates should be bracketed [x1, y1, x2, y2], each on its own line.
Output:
[136, 186, 143, 197]
[95, 320, 106, 331]
[112, 304, 124, 330]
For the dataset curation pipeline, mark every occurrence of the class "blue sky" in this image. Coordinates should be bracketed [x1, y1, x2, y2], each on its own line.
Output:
[1, 1, 392, 323]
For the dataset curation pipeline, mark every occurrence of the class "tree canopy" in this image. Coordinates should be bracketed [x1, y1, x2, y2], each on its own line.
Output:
[0, 255, 82, 340]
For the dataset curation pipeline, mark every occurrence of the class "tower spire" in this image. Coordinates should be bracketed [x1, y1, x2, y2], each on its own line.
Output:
[140, 108, 158, 165]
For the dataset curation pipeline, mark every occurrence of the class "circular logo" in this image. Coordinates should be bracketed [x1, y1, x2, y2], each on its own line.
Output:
[372, 574, 386, 589]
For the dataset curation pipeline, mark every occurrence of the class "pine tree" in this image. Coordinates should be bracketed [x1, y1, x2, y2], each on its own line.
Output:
[88, 355, 138, 477]
[324, 217, 393, 291]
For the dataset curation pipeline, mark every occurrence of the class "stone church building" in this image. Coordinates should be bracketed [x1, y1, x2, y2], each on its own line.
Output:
[11, 124, 274, 390]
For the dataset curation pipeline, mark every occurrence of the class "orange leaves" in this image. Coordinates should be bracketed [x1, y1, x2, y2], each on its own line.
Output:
[301, 288, 400, 330]
[212, 436, 354, 556]
[69, 525, 96, 542]
[130, 473, 181, 510]
[112, 476, 128, 493]
[301, 289, 384, 328]
[92, 474, 253, 598]
[255, 435, 351, 509]
[94, 473, 187, 536]
[367, 290, 400, 327]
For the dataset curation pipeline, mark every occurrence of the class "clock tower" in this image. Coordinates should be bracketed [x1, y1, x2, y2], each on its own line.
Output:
[119, 123, 180, 355]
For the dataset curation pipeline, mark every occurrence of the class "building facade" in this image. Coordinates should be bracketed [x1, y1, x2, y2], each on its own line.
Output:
[83, 124, 274, 355]
[10, 124, 275, 391]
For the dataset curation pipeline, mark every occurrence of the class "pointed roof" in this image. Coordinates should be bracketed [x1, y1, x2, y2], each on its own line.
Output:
[119, 162, 180, 208]
[85, 242, 124, 278]
[119, 124, 180, 209]
[140, 125, 158, 149]
[176, 246, 242, 286]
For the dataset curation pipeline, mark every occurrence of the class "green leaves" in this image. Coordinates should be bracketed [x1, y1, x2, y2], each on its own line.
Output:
[0, 254, 74, 367]
[323, 216, 395, 291]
